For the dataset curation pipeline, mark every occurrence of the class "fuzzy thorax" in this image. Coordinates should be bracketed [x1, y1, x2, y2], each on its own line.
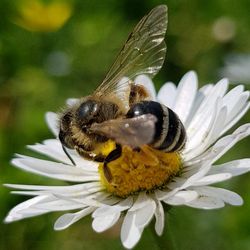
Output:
[99, 145, 182, 198]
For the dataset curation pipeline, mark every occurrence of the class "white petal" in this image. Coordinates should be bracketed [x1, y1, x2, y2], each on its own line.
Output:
[200, 105, 228, 154]
[126, 193, 155, 230]
[191, 173, 232, 186]
[65, 190, 110, 205]
[154, 200, 165, 236]
[221, 102, 250, 135]
[185, 97, 222, 151]
[163, 190, 198, 205]
[135, 75, 156, 101]
[10, 189, 102, 200]
[222, 85, 244, 110]
[187, 79, 227, 130]
[92, 212, 121, 232]
[181, 163, 212, 189]
[121, 211, 143, 249]
[154, 188, 179, 201]
[208, 159, 250, 176]
[186, 196, 225, 209]
[97, 195, 121, 206]
[11, 157, 99, 182]
[202, 106, 228, 147]
[172, 71, 198, 123]
[221, 86, 249, 129]
[4, 195, 52, 223]
[28, 139, 99, 171]
[4, 182, 101, 193]
[213, 188, 243, 206]
[45, 112, 59, 137]
[157, 82, 176, 109]
[10, 191, 47, 196]
[223, 87, 247, 119]
[184, 84, 213, 127]
[191, 186, 243, 206]
[185, 79, 228, 143]
[134, 199, 156, 228]
[166, 176, 187, 189]
[212, 78, 229, 96]
[66, 98, 78, 106]
[129, 192, 150, 212]
[182, 160, 212, 179]
[212, 124, 250, 163]
[54, 207, 94, 230]
[92, 197, 133, 218]
[222, 86, 250, 136]
[9, 186, 101, 198]
[184, 99, 225, 158]
[34, 198, 85, 211]
[27, 139, 73, 165]
[187, 123, 250, 166]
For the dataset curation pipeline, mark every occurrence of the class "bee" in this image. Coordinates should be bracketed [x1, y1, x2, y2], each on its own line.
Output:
[59, 5, 186, 166]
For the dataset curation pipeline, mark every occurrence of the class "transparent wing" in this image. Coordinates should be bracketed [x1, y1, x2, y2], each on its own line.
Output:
[89, 114, 157, 148]
[94, 5, 168, 99]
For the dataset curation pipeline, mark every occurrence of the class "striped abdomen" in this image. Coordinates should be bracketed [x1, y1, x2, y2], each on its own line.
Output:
[126, 101, 186, 152]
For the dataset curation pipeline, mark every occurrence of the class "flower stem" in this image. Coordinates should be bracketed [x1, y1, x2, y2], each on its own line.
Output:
[150, 211, 179, 250]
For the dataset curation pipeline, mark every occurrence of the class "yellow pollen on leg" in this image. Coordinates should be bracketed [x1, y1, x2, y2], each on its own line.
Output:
[93, 140, 116, 157]
[98, 145, 182, 198]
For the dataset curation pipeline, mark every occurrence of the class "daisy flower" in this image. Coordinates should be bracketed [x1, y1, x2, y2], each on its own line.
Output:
[5, 71, 250, 249]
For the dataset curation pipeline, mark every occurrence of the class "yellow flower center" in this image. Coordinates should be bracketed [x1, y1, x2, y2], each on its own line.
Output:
[98, 145, 182, 198]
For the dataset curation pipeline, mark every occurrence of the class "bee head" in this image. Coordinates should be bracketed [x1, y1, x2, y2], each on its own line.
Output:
[59, 111, 75, 148]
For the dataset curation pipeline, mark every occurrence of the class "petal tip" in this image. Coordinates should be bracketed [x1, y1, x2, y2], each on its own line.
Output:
[54, 218, 68, 231]
[11, 158, 19, 166]
[4, 214, 19, 224]
[45, 112, 59, 136]
[185, 70, 198, 81]
[3, 216, 12, 224]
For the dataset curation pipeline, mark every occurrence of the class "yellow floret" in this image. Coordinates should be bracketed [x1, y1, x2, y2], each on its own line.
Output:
[99, 145, 182, 198]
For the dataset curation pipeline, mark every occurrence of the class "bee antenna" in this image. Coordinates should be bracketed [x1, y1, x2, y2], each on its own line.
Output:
[61, 144, 76, 166]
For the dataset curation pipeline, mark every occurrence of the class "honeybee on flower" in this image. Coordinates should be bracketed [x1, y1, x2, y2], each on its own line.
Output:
[5, 5, 250, 249]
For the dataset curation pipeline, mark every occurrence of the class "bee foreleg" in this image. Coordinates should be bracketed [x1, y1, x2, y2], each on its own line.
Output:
[103, 145, 122, 183]
[62, 144, 76, 166]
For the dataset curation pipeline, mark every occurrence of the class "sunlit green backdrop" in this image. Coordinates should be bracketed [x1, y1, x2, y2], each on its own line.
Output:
[1, 0, 250, 249]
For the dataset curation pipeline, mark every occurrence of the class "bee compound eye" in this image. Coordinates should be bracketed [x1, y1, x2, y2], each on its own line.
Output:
[77, 100, 98, 123]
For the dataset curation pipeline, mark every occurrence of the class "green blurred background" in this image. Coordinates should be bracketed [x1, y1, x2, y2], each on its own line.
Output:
[1, 0, 250, 249]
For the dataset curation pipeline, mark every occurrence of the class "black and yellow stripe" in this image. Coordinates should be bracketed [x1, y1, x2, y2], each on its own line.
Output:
[127, 101, 186, 152]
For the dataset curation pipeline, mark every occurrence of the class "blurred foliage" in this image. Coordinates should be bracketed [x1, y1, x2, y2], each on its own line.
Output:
[0, 0, 250, 249]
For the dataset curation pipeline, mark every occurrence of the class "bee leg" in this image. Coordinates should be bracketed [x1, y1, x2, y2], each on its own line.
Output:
[61, 145, 76, 166]
[75, 145, 104, 162]
[93, 155, 106, 162]
[81, 152, 105, 162]
[104, 144, 122, 163]
[103, 145, 122, 183]
[103, 164, 112, 183]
